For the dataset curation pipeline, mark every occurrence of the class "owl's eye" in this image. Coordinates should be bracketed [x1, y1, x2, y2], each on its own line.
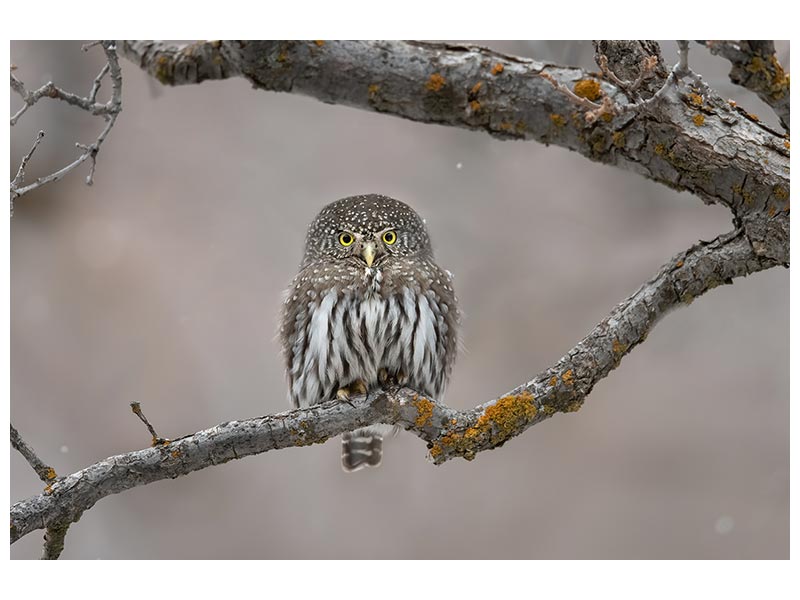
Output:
[382, 230, 397, 245]
[338, 232, 355, 246]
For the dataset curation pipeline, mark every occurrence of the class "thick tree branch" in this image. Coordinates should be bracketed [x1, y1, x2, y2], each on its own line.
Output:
[120, 40, 789, 265]
[700, 40, 790, 131]
[10, 228, 778, 545]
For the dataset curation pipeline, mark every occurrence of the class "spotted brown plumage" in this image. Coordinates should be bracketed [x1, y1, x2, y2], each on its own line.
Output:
[279, 194, 460, 471]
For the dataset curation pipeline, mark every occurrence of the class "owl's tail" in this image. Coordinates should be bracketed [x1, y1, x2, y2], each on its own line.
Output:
[341, 429, 383, 472]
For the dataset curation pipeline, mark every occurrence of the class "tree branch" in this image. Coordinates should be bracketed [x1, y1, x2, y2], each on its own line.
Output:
[10, 425, 71, 559]
[700, 40, 790, 131]
[10, 228, 778, 545]
[119, 40, 788, 265]
[9, 41, 123, 212]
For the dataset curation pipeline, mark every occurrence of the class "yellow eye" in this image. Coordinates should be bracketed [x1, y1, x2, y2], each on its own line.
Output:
[382, 230, 397, 245]
[338, 232, 354, 246]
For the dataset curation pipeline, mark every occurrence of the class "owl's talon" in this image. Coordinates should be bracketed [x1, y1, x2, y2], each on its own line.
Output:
[337, 380, 368, 401]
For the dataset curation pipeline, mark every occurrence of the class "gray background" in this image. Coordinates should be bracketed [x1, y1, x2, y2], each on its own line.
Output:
[10, 41, 788, 559]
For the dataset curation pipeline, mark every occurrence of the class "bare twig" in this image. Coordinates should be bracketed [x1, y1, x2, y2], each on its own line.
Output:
[676, 40, 690, 75]
[9, 40, 123, 209]
[131, 402, 168, 445]
[10, 424, 56, 483]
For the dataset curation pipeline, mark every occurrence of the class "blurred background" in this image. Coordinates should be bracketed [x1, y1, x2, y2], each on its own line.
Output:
[10, 41, 788, 559]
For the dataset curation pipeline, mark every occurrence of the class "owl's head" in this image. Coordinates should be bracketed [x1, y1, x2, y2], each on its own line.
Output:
[302, 194, 433, 268]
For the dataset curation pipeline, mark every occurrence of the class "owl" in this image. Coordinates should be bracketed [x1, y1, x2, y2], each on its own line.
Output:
[280, 194, 459, 471]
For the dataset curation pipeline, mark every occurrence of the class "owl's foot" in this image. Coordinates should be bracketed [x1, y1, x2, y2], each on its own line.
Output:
[336, 380, 368, 400]
[378, 369, 408, 387]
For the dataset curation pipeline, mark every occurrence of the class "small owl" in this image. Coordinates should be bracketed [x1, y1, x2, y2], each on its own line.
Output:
[280, 194, 459, 471]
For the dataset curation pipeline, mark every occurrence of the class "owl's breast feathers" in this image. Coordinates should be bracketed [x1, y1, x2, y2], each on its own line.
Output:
[281, 260, 459, 409]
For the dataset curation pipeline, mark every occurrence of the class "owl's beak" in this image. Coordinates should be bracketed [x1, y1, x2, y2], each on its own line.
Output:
[361, 242, 376, 268]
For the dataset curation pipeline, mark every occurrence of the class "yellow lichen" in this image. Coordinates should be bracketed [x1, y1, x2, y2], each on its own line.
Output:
[548, 376, 558, 387]
[612, 131, 625, 148]
[45, 468, 57, 480]
[654, 143, 666, 156]
[564, 401, 583, 413]
[515, 120, 527, 133]
[550, 113, 566, 128]
[693, 114, 705, 126]
[277, 50, 288, 63]
[768, 205, 776, 217]
[426, 73, 446, 92]
[413, 396, 434, 428]
[491, 63, 504, 75]
[542, 405, 556, 416]
[774, 185, 789, 200]
[612, 339, 628, 355]
[171, 449, 181, 458]
[429, 392, 537, 461]
[573, 79, 602, 101]
[499, 121, 513, 131]
[561, 370, 574, 386]
[44, 484, 53, 495]
[688, 92, 704, 107]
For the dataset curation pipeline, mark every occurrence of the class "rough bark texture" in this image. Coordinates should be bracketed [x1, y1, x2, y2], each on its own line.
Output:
[11, 40, 789, 554]
[701, 40, 790, 131]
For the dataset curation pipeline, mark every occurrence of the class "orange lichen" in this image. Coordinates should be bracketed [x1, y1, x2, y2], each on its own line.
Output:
[314, 40, 325, 47]
[171, 449, 181, 458]
[728, 99, 737, 107]
[491, 63, 504, 75]
[612, 339, 628, 355]
[748, 113, 760, 121]
[426, 73, 446, 92]
[550, 113, 566, 128]
[548, 376, 558, 387]
[429, 392, 537, 461]
[470, 81, 483, 95]
[573, 79, 602, 101]
[784, 140, 790, 150]
[413, 396, 434, 428]
[45, 468, 57, 480]
[768, 205, 777, 217]
[688, 92, 704, 107]
[470, 100, 482, 112]
[676, 259, 684, 268]
[561, 370, 574, 386]
[693, 114, 705, 126]
[499, 121, 513, 131]
[773, 185, 788, 200]
[44, 484, 53, 495]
